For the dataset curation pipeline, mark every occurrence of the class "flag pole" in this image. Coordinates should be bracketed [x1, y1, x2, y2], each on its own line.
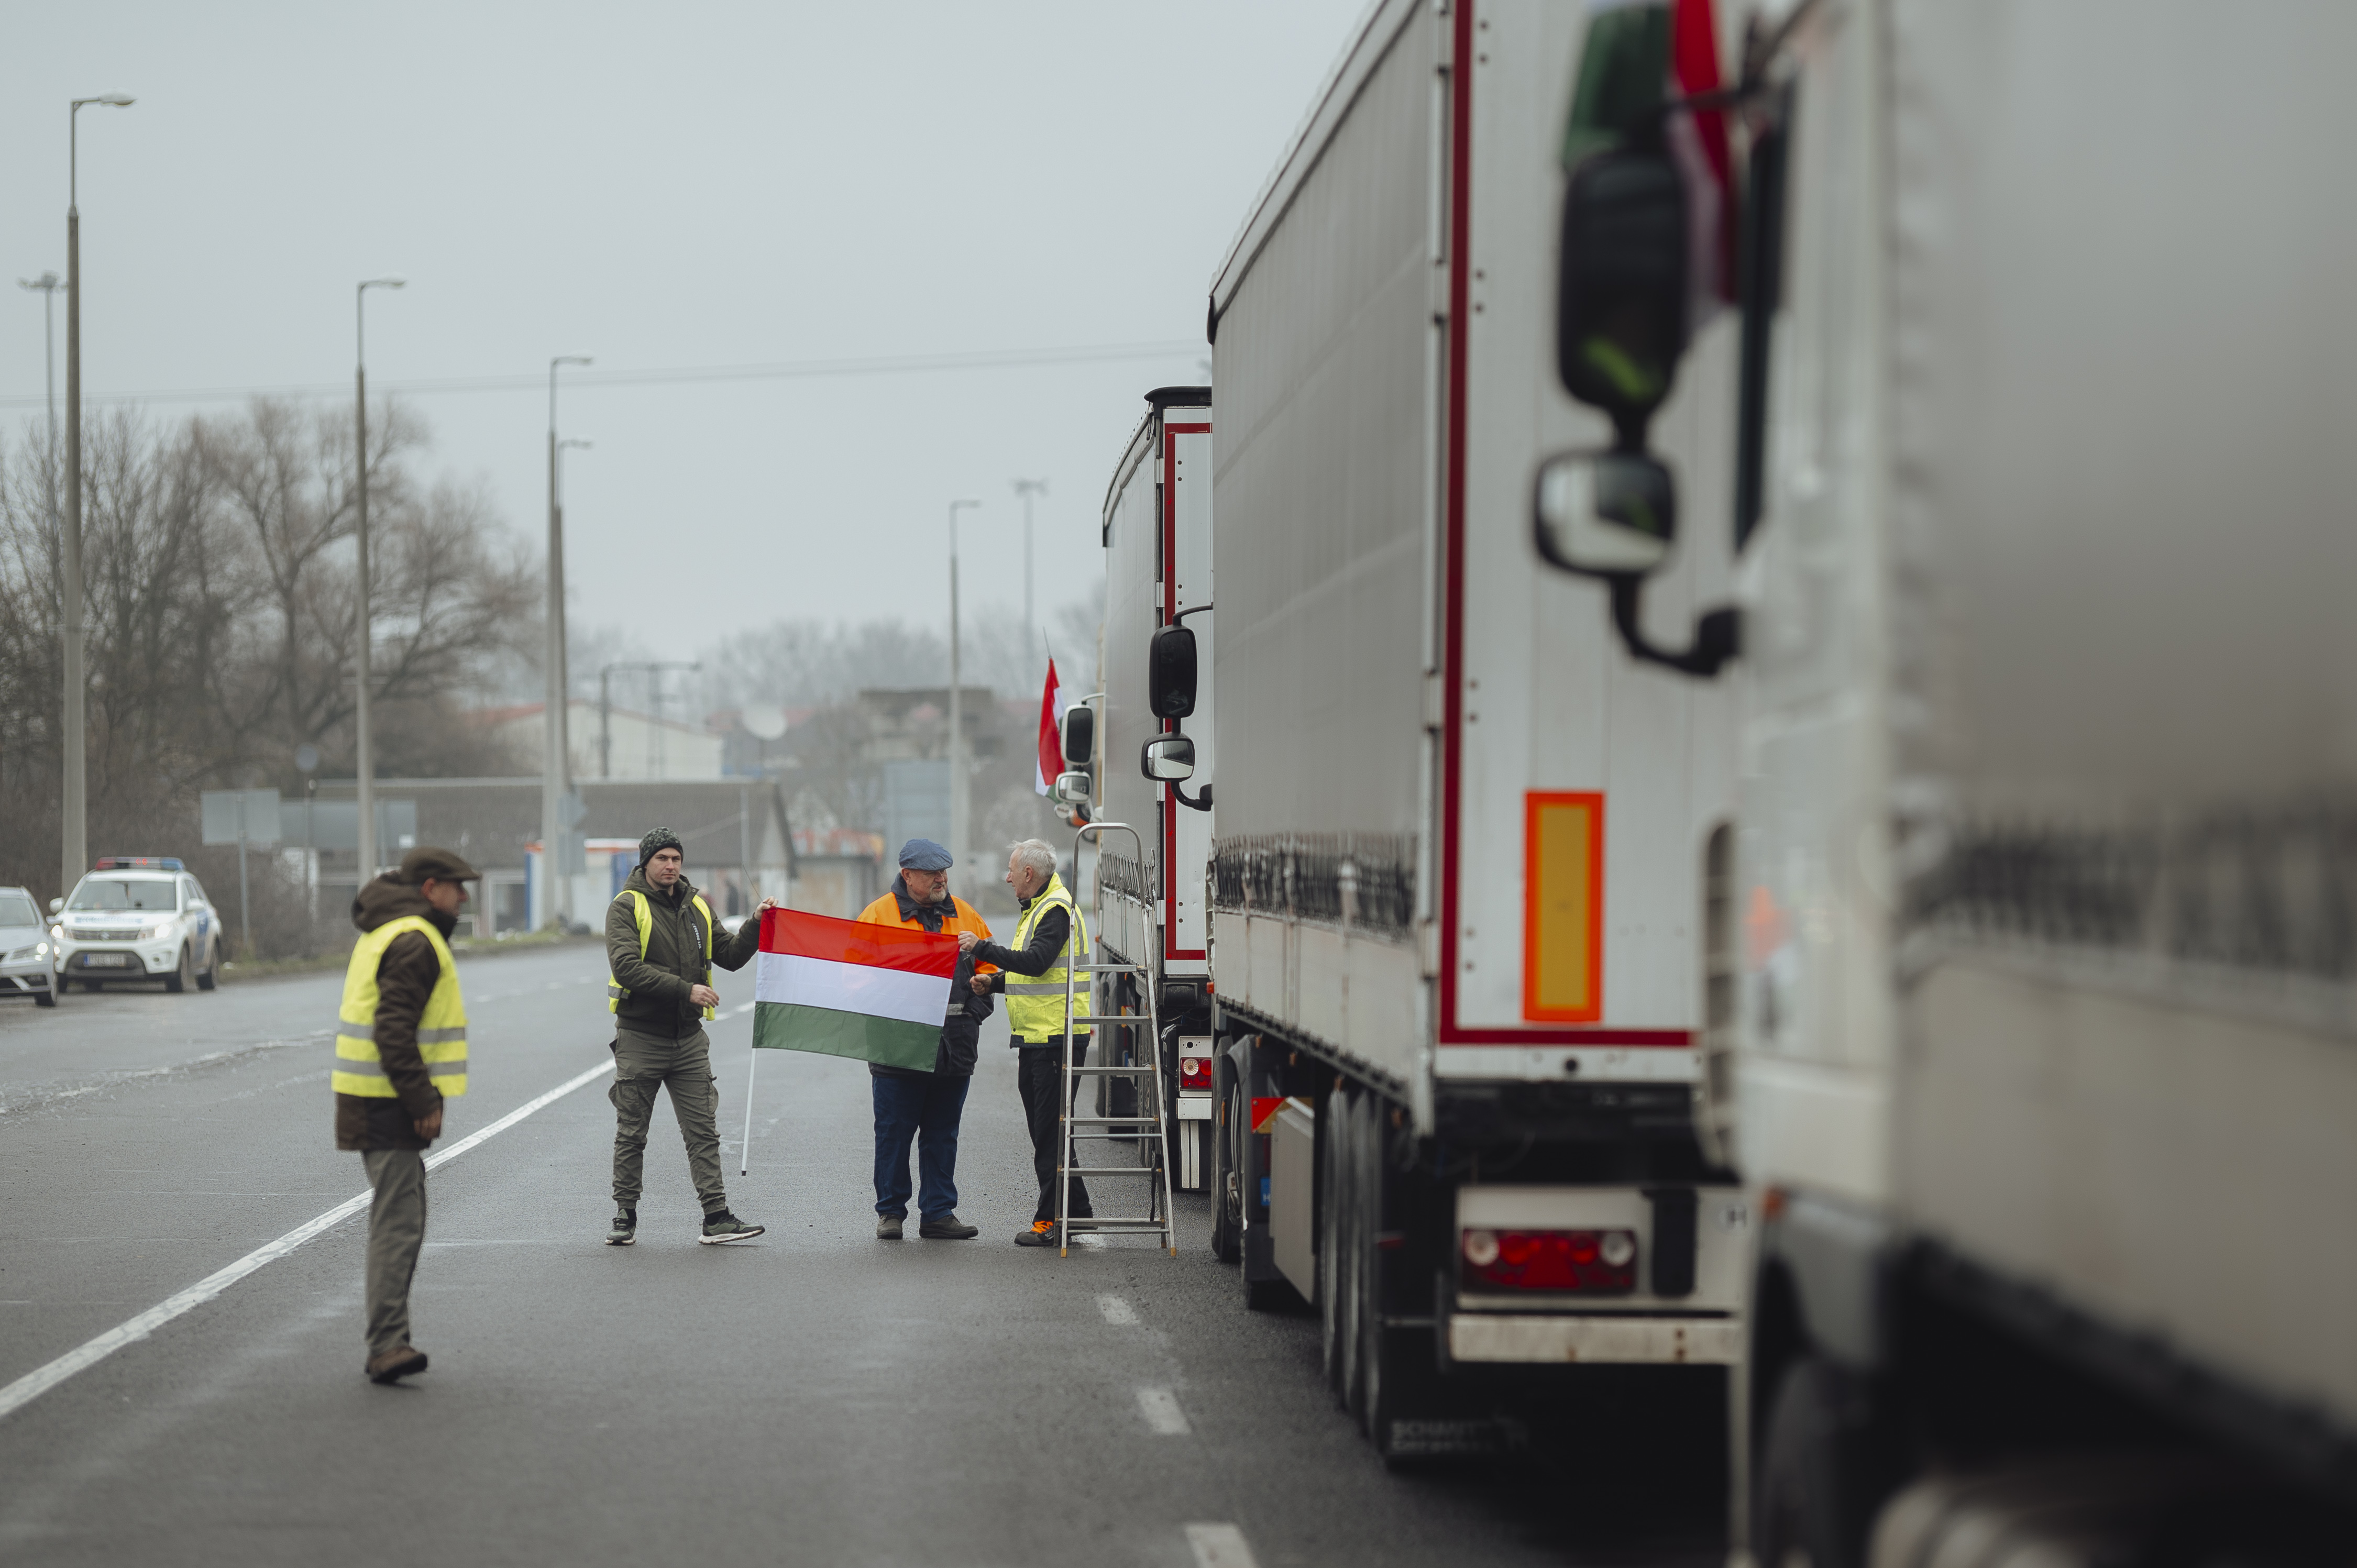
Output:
[740, 1044, 758, 1176]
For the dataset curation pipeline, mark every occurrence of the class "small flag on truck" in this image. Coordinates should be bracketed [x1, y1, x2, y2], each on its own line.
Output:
[1033, 656, 1069, 796]
[751, 908, 956, 1072]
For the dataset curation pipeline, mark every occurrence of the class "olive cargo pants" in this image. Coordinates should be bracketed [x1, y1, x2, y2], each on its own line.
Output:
[361, 1147, 427, 1357]
[610, 1028, 730, 1215]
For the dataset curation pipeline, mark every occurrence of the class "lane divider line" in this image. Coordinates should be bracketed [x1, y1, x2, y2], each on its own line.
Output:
[0, 1058, 615, 1426]
[1098, 1295, 1139, 1325]
[1185, 1523, 1259, 1568]
[1137, 1385, 1192, 1436]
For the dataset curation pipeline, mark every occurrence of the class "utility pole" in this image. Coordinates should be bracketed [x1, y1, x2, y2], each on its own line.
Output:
[543, 356, 591, 929]
[61, 93, 133, 899]
[354, 277, 405, 885]
[1011, 477, 1048, 676]
[946, 499, 981, 881]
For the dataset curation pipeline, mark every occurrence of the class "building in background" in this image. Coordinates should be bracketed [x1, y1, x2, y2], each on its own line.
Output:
[475, 700, 725, 782]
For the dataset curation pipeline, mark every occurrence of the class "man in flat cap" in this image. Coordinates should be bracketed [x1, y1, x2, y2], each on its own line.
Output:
[604, 826, 770, 1246]
[854, 838, 996, 1240]
[335, 846, 480, 1384]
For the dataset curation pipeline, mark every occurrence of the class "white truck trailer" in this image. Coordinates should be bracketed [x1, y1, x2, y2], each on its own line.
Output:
[1530, 0, 2357, 1557]
[1169, 0, 1751, 1464]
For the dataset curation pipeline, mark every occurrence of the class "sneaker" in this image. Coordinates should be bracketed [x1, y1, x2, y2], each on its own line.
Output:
[918, 1213, 979, 1240]
[699, 1212, 765, 1244]
[366, 1344, 428, 1384]
[1015, 1220, 1059, 1247]
[605, 1209, 636, 1246]
[876, 1214, 904, 1241]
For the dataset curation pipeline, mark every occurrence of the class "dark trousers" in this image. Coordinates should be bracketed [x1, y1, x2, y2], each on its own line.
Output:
[871, 1072, 971, 1220]
[1017, 1036, 1093, 1223]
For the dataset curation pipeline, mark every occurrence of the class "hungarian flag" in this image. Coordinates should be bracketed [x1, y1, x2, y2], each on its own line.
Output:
[1033, 657, 1069, 796]
[751, 907, 955, 1071]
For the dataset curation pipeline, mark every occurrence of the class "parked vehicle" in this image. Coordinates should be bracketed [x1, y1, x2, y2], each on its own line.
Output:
[51, 857, 223, 995]
[1535, 0, 2357, 1558]
[0, 885, 59, 1008]
[1109, 0, 1748, 1466]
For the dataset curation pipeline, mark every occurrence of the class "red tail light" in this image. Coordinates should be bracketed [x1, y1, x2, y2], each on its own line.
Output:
[1178, 1057, 1213, 1090]
[1461, 1228, 1638, 1293]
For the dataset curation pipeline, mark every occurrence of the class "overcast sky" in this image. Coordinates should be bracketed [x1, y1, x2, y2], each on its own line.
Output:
[4, 2, 1370, 666]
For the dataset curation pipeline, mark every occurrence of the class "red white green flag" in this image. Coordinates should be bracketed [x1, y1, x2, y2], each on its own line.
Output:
[751, 907, 954, 1072]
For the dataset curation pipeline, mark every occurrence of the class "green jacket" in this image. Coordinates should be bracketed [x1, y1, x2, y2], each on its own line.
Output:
[604, 867, 760, 1037]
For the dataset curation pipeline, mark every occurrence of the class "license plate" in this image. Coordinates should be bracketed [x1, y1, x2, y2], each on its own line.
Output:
[80, 952, 133, 968]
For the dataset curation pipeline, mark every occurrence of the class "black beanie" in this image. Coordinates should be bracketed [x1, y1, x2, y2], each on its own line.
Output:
[638, 825, 685, 867]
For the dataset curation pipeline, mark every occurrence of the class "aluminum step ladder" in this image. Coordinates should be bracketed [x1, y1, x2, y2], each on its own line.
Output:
[1058, 821, 1178, 1257]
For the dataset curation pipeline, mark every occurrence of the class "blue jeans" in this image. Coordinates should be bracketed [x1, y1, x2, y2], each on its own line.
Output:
[872, 1072, 971, 1221]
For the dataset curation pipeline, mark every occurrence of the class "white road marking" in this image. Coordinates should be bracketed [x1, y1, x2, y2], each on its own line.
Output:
[1097, 1294, 1138, 1325]
[1185, 1523, 1259, 1568]
[0, 1057, 615, 1426]
[729, 1001, 755, 1017]
[1136, 1385, 1191, 1436]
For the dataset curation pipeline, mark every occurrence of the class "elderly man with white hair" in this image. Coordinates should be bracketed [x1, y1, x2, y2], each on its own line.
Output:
[960, 838, 1098, 1246]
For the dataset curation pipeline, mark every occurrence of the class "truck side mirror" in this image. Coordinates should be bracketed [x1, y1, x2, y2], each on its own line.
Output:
[1149, 625, 1197, 719]
[1557, 149, 1690, 445]
[1061, 705, 1095, 768]
[1534, 449, 1677, 578]
[1141, 734, 1196, 781]
[1052, 770, 1092, 808]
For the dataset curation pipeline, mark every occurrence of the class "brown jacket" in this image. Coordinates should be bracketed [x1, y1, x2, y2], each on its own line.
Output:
[334, 876, 454, 1152]
[603, 867, 760, 1039]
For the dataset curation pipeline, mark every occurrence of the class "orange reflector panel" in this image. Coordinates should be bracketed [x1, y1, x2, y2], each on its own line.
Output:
[1523, 791, 1603, 1022]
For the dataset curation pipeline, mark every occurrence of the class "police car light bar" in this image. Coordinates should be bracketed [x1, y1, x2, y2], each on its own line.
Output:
[93, 856, 184, 871]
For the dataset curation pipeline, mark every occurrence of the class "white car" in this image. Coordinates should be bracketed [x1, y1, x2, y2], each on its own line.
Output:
[0, 885, 58, 1008]
[51, 858, 223, 995]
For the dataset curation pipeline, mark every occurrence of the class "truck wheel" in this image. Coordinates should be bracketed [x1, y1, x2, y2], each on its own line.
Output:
[1757, 1355, 1893, 1568]
[1321, 1085, 1363, 1412]
[1352, 1087, 1435, 1460]
[165, 945, 191, 993]
[196, 940, 219, 991]
[1209, 1066, 1242, 1264]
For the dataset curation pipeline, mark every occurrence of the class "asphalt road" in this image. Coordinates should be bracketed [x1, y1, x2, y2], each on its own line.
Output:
[0, 943, 1724, 1567]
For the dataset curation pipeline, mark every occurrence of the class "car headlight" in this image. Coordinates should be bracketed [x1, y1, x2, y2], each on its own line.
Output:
[5, 946, 34, 963]
[145, 922, 172, 940]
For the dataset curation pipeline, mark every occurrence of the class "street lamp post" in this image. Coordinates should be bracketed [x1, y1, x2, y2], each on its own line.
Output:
[1011, 477, 1048, 666]
[16, 273, 64, 533]
[354, 277, 405, 886]
[946, 499, 981, 880]
[543, 356, 591, 929]
[60, 92, 133, 900]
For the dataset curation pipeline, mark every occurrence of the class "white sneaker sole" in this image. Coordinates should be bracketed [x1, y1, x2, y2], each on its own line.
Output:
[605, 1235, 635, 1246]
[699, 1230, 763, 1244]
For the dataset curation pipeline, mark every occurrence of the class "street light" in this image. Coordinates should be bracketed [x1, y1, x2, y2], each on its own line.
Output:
[16, 272, 65, 562]
[59, 92, 133, 899]
[946, 499, 982, 879]
[354, 277, 405, 885]
[543, 356, 591, 929]
[1011, 477, 1048, 665]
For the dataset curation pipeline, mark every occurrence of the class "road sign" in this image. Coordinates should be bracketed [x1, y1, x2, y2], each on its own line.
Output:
[200, 789, 282, 848]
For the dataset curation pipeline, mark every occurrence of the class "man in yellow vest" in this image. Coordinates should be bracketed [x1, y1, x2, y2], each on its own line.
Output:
[335, 846, 479, 1384]
[604, 826, 769, 1245]
[962, 838, 1096, 1246]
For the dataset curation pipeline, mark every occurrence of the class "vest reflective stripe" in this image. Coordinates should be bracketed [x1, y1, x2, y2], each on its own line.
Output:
[1004, 875, 1095, 1041]
[334, 914, 468, 1098]
[607, 888, 718, 1021]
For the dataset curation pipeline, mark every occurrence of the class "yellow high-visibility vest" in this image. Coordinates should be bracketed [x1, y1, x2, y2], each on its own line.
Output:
[334, 915, 468, 1098]
[1003, 874, 1096, 1043]
[608, 888, 718, 1021]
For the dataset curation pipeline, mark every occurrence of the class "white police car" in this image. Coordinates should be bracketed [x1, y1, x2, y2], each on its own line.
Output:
[0, 885, 57, 1007]
[50, 857, 223, 995]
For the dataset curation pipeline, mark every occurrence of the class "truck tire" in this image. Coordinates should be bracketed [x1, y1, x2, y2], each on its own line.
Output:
[1209, 1064, 1242, 1264]
[1352, 1088, 1436, 1462]
[1757, 1355, 1893, 1568]
[1321, 1085, 1363, 1412]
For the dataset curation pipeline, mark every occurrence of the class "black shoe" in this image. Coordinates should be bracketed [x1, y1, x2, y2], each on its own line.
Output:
[876, 1214, 904, 1240]
[366, 1345, 428, 1384]
[699, 1212, 764, 1244]
[605, 1209, 636, 1246]
[918, 1214, 979, 1240]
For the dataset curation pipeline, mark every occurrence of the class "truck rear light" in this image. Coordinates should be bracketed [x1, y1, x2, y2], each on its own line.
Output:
[1179, 1057, 1213, 1090]
[1460, 1227, 1638, 1293]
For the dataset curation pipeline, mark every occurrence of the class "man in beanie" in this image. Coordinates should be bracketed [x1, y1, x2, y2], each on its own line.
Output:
[854, 838, 996, 1240]
[335, 846, 480, 1384]
[603, 826, 770, 1245]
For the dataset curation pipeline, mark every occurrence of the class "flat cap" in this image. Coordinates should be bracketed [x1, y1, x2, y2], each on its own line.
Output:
[400, 846, 481, 884]
[898, 837, 953, 871]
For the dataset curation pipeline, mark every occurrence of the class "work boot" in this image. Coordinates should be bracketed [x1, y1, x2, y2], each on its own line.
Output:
[918, 1213, 979, 1240]
[876, 1214, 904, 1241]
[605, 1208, 636, 1246]
[366, 1345, 428, 1384]
[1015, 1220, 1059, 1247]
[699, 1212, 765, 1244]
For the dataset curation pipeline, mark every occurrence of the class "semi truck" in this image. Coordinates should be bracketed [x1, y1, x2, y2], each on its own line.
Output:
[1529, 0, 2357, 1559]
[1096, 0, 1755, 1465]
